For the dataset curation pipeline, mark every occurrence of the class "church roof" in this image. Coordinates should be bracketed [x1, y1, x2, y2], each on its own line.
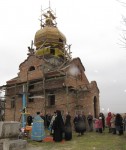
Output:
[34, 8, 66, 50]
[34, 26, 66, 49]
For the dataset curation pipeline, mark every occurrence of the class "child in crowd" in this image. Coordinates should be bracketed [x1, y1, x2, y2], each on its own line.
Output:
[94, 118, 99, 132]
[98, 117, 103, 133]
[94, 117, 103, 133]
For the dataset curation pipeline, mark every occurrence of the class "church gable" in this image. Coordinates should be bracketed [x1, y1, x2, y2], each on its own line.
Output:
[18, 55, 43, 82]
[68, 57, 89, 85]
[89, 81, 99, 94]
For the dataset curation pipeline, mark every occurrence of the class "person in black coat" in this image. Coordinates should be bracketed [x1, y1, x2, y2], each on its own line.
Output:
[115, 113, 123, 135]
[75, 114, 86, 136]
[99, 112, 105, 131]
[73, 114, 78, 131]
[53, 110, 65, 142]
[64, 112, 72, 141]
[27, 115, 33, 126]
[46, 113, 52, 128]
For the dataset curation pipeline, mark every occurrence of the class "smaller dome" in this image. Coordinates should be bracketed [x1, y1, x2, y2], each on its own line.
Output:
[34, 26, 66, 49]
[45, 18, 53, 26]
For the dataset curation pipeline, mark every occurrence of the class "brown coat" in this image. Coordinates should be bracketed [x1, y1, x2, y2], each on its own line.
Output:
[110, 117, 115, 128]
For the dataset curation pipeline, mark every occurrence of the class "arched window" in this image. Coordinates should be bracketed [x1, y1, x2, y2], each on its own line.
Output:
[29, 66, 35, 71]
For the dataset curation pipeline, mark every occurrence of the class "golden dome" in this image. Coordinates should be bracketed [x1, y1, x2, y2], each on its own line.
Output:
[34, 26, 66, 49]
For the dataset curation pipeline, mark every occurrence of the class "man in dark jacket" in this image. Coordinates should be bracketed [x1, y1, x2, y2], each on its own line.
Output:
[87, 113, 93, 131]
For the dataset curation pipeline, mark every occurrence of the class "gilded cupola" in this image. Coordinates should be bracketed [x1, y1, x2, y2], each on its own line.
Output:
[34, 6, 71, 61]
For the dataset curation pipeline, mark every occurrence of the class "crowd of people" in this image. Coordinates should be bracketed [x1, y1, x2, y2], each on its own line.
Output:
[26, 110, 126, 142]
[106, 112, 126, 135]
[30, 110, 72, 142]
[93, 112, 126, 135]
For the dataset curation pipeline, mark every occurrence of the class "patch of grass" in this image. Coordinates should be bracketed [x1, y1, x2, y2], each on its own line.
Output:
[27, 129, 126, 150]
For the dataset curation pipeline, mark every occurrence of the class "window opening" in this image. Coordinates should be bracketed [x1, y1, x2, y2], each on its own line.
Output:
[11, 99, 15, 108]
[29, 85, 34, 90]
[50, 48, 55, 55]
[29, 66, 35, 71]
[48, 94, 55, 106]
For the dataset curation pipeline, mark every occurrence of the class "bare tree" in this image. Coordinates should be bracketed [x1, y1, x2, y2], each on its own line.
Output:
[117, 0, 126, 48]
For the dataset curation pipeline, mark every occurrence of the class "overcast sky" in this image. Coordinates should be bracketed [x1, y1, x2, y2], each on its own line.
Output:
[0, 0, 126, 114]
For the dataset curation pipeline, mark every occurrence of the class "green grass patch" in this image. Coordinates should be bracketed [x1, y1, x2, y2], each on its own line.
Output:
[27, 129, 126, 150]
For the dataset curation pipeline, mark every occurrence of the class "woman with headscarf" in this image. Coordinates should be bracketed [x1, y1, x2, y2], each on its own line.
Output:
[64, 112, 72, 140]
[106, 112, 112, 133]
[49, 111, 57, 135]
[87, 112, 93, 132]
[73, 114, 78, 131]
[53, 110, 65, 142]
[76, 114, 86, 136]
[115, 113, 123, 135]
[123, 113, 126, 133]
[110, 113, 116, 134]
[99, 112, 105, 131]
[27, 115, 33, 126]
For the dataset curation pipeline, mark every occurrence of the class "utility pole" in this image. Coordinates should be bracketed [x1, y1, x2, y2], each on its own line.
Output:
[42, 65, 47, 127]
[22, 84, 27, 128]
[76, 76, 78, 107]
[65, 72, 69, 112]
[26, 70, 29, 108]
[13, 97, 16, 121]
[13, 83, 17, 121]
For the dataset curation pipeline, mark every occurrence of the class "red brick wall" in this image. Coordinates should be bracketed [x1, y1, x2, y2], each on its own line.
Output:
[5, 56, 100, 126]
